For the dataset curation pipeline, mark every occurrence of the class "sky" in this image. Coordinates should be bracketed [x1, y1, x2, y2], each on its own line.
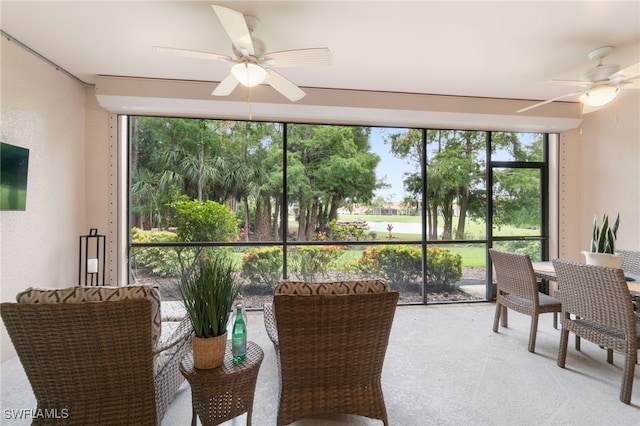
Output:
[369, 127, 414, 203]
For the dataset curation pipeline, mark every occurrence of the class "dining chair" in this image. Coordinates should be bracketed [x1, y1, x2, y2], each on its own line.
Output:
[553, 259, 639, 404]
[618, 249, 640, 275]
[618, 249, 640, 313]
[489, 249, 562, 353]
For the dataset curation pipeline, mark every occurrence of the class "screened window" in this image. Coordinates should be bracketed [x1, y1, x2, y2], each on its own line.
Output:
[127, 117, 550, 307]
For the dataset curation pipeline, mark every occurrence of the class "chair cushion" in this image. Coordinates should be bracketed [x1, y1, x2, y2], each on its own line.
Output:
[161, 300, 187, 322]
[16, 285, 162, 345]
[275, 279, 389, 295]
[153, 321, 184, 377]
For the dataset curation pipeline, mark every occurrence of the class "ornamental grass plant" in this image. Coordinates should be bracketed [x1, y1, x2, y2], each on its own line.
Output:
[179, 253, 242, 338]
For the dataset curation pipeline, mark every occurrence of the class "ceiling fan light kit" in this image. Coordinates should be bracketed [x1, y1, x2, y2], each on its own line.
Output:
[516, 45, 639, 114]
[154, 4, 332, 102]
[231, 62, 267, 87]
[578, 85, 619, 107]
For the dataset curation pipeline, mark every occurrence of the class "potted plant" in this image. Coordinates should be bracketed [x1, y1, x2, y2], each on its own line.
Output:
[582, 213, 622, 268]
[179, 253, 242, 369]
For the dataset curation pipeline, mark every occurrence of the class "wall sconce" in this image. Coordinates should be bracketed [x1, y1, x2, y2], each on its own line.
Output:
[79, 228, 105, 286]
[579, 85, 619, 107]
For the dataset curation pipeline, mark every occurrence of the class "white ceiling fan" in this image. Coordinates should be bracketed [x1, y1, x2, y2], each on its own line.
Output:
[517, 46, 640, 114]
[154, 4, 331, 102]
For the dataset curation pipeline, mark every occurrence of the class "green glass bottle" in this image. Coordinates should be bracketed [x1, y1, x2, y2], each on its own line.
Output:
[232, 303, 247, 362]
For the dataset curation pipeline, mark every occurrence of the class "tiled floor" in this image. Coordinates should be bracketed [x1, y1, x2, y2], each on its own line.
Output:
[2, 303, 639, 425]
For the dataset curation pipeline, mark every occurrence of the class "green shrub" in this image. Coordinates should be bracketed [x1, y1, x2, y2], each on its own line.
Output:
[356, 245, 462, 292]
[288, 245, 345, 281]
[500, 240, 541, 261]
[424, 247, 462, 291]
[241, 247, 283, 290]
[170, 195, 239, 242]
[357, 245, 421, 291]
[328, 220, 367, 241]
[130, 227, 180, 277]
[131, 227, 233, 278]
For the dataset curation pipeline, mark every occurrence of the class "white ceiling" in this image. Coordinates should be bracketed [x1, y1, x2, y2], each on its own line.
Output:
[2, 1, 639, 125]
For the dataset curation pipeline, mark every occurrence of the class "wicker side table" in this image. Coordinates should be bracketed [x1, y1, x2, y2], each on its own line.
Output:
[180, 341, 264, 426]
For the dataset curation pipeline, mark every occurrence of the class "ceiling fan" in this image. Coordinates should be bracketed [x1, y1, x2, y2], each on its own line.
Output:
[517, 46, 640, 114]
[154, 4, 331, 102]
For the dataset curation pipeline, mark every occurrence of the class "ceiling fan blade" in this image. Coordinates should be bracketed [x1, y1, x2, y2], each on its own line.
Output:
[549, 79, 591, 87]
[265, 48, 332, 68]
[610, 62, 640, 81]
[620, 76, 640, 89]
[264, 70, 306, 102]
[516, 90, 583, 113]
[153, 46, 232, 62]
[211, 5, 254, 56]
[212, 73, 240, 96]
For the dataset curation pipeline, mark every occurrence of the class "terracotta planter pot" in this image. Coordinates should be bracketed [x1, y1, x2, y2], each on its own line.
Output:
[192, 332, 227, 369]
[582, 251, 622, 268]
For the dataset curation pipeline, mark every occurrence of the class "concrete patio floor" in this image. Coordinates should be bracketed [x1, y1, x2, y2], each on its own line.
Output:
[2, 302, 639, 425]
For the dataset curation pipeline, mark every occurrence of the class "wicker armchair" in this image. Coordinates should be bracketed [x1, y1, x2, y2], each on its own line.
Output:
[618, 249, 640, 274]
[553, 259, 639, 404]
[489, 249, 562, 352]
[1, 286, 191, 425]
[264, 280, 398, 426]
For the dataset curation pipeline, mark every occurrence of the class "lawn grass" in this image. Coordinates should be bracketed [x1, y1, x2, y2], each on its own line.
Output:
[284, 213, 536, 268]
[340, 214, 538, 239]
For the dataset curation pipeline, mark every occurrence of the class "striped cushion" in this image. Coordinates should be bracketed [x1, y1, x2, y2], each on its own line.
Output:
[160, 300, 187, 322]
[154, 321, 183, 377]
[16, 285, 162, 345]
[275, 279, 389, 295]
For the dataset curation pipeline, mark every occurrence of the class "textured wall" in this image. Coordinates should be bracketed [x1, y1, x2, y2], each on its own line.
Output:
[1, 38, 87, 361]
[559, 91, 640, 261]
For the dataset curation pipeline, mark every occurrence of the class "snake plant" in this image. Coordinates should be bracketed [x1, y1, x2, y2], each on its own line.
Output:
[590, 213, 620, 254]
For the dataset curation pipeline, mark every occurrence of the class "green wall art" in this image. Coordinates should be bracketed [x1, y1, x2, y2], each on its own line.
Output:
[1, 142, 30, 211]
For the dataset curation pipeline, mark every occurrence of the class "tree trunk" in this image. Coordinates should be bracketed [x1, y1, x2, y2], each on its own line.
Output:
[255, 196, 271, 241]
[428, 202, 439, 240]
[272, 195, 281, 239]
[243, 196, 250, 242]
[455, 132, 473, 240]
[455, 186, 469, 240]
[328, 195, 340, 224]
[441, 202, 453, 240]
[307, 199, 319, 240]
[297, 197, 307, 241]
[197, 144, 204, 201]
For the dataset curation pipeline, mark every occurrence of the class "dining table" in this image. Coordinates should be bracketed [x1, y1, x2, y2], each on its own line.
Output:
[532, 261, 640, 294]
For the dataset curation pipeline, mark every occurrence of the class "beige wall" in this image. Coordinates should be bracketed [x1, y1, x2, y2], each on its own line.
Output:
[559, 91, 640, 261]
[1, 35, 639, 362]
[0, 38, 110, 361]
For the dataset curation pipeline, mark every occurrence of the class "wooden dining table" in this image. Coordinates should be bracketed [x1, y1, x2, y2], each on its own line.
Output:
[532, 261, 640, 294]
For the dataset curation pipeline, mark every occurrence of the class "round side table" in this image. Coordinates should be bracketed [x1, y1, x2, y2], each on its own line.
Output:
[180, 341, 264, 426]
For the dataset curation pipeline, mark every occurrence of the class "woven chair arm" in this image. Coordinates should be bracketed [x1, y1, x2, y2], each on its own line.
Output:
[263, 302, 279, 345]
[154, 317, 192, 355]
